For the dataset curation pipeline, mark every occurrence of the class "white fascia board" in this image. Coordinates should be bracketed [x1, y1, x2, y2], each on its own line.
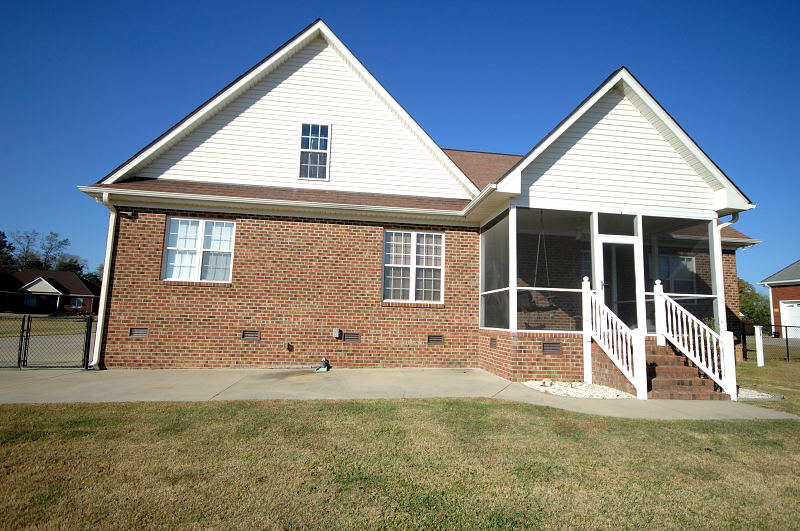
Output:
[79, 186, 475, 227]
[18, 277, 64, 294]
[317, 25, 479, 198]
[761, 279, 800, 287]
[495, 69, 628, 195]
[99, 20, 479, 198]
[102, 23, 322, 185]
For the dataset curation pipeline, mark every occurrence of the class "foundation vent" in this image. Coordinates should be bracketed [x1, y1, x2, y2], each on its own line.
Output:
[489, 338, 498, 349]
[427, 334, 444, 345]
[129, 327, 149, 338]
[343, 332, 361, 343]
[542, 342, 561, 354]
[242, 330, 261, 340]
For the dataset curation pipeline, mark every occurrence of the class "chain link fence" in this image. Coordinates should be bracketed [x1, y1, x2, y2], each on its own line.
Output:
[0, 315, 93, 368]
[740, 323, 800, 363]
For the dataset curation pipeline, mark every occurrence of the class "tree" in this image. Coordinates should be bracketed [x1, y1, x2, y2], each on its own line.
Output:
[0, 231, 14, 272]
[82, 264, 103, 287]
[40, 232, 70, 269]
[739, 278, 770, 324]
[12, 230, 43, 270]
[55, 254, 87, 275]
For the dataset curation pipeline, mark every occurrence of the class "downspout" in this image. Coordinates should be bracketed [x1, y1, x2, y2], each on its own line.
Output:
[89, 193, 117, 369]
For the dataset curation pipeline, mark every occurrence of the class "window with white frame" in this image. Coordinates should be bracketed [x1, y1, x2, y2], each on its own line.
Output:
[383, 231, 444, 302]
[299, 124, 329, 179]
[70, 298, 84, 307]
[163, 218, 235, 282]
[659, 254, 696, 294]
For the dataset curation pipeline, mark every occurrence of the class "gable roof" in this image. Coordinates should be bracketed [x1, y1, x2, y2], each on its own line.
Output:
[98, 19, 479, 198]
[11, 270, 99, 297]
[495, 67, 754, 215]
[761, 260, 800, 285]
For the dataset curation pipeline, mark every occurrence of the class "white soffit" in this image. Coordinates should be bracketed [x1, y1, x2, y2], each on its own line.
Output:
[496, 67, 753, 213]
[99, 20, 478, 197]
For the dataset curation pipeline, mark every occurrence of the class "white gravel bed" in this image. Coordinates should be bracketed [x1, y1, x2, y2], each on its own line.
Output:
[737, 387, 779, 400]
[523, 380, 634, 399]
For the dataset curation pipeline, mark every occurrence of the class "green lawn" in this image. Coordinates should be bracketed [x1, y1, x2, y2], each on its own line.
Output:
[0, 316, 95, 338]
[1, 395, 797, 529]
[738, 360, 800, 416]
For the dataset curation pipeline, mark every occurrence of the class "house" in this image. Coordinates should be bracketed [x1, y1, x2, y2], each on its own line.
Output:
[0, 270, 99, 313]
[79, 20, 756, 399]
[760, 260, 800, 338]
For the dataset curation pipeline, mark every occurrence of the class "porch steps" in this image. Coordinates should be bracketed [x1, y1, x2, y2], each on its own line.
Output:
[646, 344, 730, 400]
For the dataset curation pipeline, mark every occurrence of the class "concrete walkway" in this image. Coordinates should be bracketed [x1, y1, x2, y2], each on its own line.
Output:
[0, 367, 795, 420]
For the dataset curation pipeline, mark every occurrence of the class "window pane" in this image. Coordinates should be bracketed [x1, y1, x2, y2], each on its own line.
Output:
[319, 138, 328, 150]
[481, 291, 509, 328]
[201, 252, 232, 281]
[167, 219, 199, 249]
[203, 221, 234, 251]
[320, 125, 328, 138]
[301, 137, 309, 149]
[416, 233, 442, 267]
[311, 124, 319, 136]
[384, 232, 411, 265]
[518, 290, 582, 331]
[481, 212, 509, 291]
[302, 124, 310, 136]
[383, 266, 410, 300]
[415, 268, 441, 301]
[165, 250, 196, 279]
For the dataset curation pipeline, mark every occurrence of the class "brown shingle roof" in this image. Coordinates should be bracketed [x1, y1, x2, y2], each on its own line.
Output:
[94, 178, 470, 211]
[12, 270, 99, 296]
[442, 149, 523, 190]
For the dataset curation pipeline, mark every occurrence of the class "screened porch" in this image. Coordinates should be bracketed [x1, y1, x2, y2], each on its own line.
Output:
[479, 207, 727, 334]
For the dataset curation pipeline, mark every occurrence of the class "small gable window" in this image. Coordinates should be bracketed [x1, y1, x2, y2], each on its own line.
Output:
[299, 124, 329, 180]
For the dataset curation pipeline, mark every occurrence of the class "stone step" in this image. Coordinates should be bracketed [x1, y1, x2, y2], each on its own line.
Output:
[648, 390, 730, 400]
[647, 365, 700, 378]
[649, 377, 714, 390]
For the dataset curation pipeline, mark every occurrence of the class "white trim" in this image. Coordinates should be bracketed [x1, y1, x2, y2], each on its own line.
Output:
[516, 287, 582, 293]
[17, 277, 64, 295]
[762, 279, 800, 287]
[495, 68, 753, 213]
[508, 206, 517, 332]
[478, 327, 582, 335]
[161, 217, 236, 283]
[91, 202, 118, 368]
[99, 20, 479, 197]
[297, 122, 331, 181]
[381, 230, 445, 303]
[769, 288, 775, 327]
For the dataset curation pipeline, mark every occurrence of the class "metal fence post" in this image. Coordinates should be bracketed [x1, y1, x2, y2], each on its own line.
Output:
[754, 325, 764, 367]
[82, 314, 93, 369]
[16, 315, 26, 369]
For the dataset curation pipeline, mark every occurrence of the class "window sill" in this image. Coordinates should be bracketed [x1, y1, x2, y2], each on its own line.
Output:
[162, 280, 232, 288]
[382, 301, 445, 308]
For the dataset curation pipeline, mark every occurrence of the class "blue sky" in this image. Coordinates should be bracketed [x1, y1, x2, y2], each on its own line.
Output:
[1, 0, 797, 290]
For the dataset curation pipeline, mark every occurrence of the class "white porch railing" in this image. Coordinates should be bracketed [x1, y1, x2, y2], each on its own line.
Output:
[653, 280, 737, 400]
[581, 278, 648, 399]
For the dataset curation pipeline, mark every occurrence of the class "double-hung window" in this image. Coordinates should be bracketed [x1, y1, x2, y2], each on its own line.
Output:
[659, 254, 696, 294]
[299, 123, 329, 179]
[383, 231, 444, 302]
[163, 218, 235, 282]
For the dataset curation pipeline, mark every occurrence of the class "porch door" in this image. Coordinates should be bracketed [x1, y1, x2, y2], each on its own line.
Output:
[602, 242, 637, 328]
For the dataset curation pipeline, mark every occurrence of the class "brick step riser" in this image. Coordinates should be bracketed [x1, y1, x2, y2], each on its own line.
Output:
[648, 390, 730, 400]
[647, 366, 701, 378]
[646, 355, 690, 367]
[649, 378, 714, 391]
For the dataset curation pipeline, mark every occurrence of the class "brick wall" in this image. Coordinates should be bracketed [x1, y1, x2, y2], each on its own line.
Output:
[770, 284, 800, 327]
[477, 329, 583, 382]
[100, 207, 480, 369]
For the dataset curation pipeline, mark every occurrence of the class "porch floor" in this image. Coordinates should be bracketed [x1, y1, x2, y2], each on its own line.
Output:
[0, 368, 794, 420]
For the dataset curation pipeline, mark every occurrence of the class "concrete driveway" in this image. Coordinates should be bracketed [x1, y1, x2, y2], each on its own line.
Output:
[0, 367, 795, 420]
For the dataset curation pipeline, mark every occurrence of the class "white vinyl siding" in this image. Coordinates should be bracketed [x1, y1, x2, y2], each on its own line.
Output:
[517, 88, 717, 219]
[138, 38, 470, 199]
[383, 231, 444, 303]
[163, 218, 235, 282]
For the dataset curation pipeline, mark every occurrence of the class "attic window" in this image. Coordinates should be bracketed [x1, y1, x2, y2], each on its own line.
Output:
[299, 124, 329, 180]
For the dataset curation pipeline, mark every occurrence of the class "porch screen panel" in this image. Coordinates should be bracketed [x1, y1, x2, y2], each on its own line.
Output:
[480, 212, 509, 328]
[515, 208, 589, 331]
[643, 217, 715, 331]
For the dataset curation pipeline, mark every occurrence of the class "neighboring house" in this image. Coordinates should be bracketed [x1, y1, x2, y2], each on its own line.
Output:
[761, 260, 800, 338]
[79, 20, 756, 398]
[0, 270, 99, 314]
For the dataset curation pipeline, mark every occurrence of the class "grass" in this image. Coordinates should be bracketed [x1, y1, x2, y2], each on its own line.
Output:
[1, 395, 798, 529]
[737, 360, 800, 416]
[0, 316, 95, 338]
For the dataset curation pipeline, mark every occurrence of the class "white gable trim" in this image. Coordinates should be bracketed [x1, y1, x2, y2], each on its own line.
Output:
[100, 20, 478, 197]
[18, 277, 64, 295]
[496, 67, 754, 214]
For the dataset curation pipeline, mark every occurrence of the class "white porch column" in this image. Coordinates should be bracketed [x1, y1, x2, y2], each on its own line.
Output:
[653, 280, 666, 346]
[508, 207, 517, 332]
[708, 220, 728, 333]
[589, 212, 601, 292]
[633, 215, 647, 332]
[582, 277, 592, 383]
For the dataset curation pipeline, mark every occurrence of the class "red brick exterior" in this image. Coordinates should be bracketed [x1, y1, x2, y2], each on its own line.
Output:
[98, 206, 749, 379]
[769, 284, 800, 327]
[101, 207, 479, 369]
